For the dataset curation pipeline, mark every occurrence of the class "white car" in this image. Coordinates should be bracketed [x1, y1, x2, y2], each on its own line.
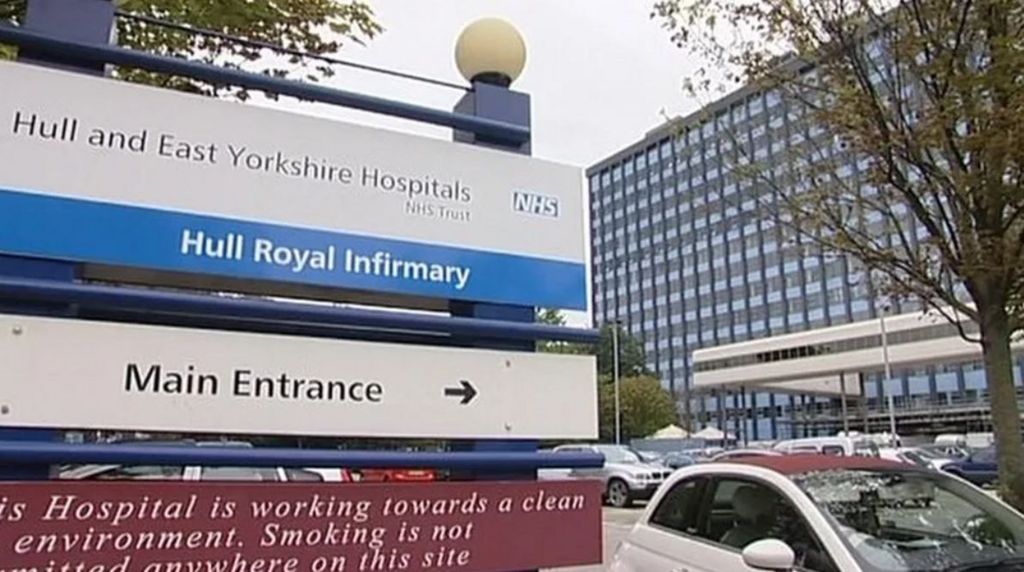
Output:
[611, 455, 1024, 571]
[58, 463, 351, 482]
[773, 436, 880, 457]
[878, 447, 959, 472]
[550, 444, 672, 507]
[709, 449, 783, 462]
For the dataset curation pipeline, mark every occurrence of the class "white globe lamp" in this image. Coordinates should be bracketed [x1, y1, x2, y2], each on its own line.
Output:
[454, 18, 527, 87]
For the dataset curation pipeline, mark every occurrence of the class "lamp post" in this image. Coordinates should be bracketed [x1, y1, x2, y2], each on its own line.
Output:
[613, 322, 622, 444]
[879, 303, 898, 441]
[452, 18, 529, 154]
[856, 268, 899, 442]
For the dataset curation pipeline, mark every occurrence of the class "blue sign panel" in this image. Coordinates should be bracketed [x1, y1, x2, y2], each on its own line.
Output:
[0, 189, 587, 309]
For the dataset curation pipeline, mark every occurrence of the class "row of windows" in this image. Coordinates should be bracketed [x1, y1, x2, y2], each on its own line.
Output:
[588, 90, 797, 190]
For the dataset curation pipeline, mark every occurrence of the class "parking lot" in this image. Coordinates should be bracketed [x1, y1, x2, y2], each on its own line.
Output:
[555, 506, 643, 572]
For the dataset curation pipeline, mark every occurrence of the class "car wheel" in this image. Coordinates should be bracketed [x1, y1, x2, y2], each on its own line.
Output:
[606, 479, 632, 508]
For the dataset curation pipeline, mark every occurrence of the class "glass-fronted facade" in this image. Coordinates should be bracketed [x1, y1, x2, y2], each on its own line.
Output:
[587, 85, 1023, 441]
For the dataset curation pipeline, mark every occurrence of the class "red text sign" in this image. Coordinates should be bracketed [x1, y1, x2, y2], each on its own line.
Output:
[0, 480, 602, 572]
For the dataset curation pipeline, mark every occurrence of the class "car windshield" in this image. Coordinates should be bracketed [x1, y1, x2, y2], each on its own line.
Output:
[795, 469, 1024, 571]
[594, 445, 642, 464]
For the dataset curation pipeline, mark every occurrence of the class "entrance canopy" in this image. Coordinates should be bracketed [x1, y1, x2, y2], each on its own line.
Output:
[692, 309, 988, 397]
[649, 424, 690, 439]
[692, 426, 736, 441]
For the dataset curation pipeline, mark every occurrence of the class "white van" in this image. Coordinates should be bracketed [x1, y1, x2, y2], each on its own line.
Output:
[966, 432, 994, 449]
[773, 436, 880, 457]
[935, 433, 967, 447]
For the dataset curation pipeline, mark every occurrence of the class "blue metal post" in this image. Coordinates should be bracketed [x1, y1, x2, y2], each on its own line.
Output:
[451, 81, 538, 480]
[20, 0, 115, 75]
[0, 0, 115, 480]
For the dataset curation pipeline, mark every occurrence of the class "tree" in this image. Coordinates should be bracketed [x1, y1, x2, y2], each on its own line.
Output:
[534, 313, 650, 377]
[596, 323, 649, 378]
[535, 308, 582, 354]
[654, 0, 1024, 508]
[598, 375, 679, 442]
[1, 0, 381, 99]
[535, 308, 567, 327]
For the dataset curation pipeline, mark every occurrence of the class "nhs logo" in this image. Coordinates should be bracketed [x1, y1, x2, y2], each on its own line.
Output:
[512, 191, 560, 218]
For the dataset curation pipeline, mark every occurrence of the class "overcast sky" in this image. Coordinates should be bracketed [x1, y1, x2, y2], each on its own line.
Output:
[265, 0, 703, 168]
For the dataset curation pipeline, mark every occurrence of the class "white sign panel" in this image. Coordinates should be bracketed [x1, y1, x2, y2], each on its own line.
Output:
[0, 314, 598, 439]
[0, 61, 586, 308]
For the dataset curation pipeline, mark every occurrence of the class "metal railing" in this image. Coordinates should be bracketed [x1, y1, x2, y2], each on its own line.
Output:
[0, 276, 600, 345]
[0, 441, 604, 472]
[0, 23, 530, 145]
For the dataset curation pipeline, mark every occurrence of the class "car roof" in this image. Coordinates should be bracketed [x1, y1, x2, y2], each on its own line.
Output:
[719, 449, 780, 455]
[732, 454, 907, 475]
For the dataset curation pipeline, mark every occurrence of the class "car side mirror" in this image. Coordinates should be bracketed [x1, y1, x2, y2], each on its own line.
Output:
[741, 539, 796, 571]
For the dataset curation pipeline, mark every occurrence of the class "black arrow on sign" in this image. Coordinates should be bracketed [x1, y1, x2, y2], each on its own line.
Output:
[444, 380, 478, 405]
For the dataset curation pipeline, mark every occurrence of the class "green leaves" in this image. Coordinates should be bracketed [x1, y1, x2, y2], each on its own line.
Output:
[595, 323, 650, 377]
[534, 312, 668, 440]
[655, 0, 1024, 511]
[598, 375, 679, 442]
[0, 0, 380, 98]
[116, 0, 380, 98]
[535, 312, 651, 378]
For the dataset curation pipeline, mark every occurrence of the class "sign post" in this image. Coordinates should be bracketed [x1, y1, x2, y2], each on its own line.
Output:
[450, 70, 541, 487]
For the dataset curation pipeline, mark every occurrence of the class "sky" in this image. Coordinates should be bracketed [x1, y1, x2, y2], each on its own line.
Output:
[263, 0, 703, 168]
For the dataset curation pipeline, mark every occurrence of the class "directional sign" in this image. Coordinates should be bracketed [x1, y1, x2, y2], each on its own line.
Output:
[445, 380, 478, 405]
[0, 61, 586, 309]
[0, 313, 597, 439]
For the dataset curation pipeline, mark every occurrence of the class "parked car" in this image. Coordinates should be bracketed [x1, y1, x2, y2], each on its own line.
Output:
[920, 443, 971, 461]
[934, 433, 968, 448]
[899, 447, 962, 471]
[611, 455, 1024, 571]
[637, 451, 665, 464]
[661, 452, 698, 470]
[58, 440, 352, 482]
[773, 436, 880, 457]
[709, 449, 783, 462]
[944, 446, 999, 487]
[553, 444, 672, 508]
[59, 463, 350, 482]
[355, 468, 437, 482]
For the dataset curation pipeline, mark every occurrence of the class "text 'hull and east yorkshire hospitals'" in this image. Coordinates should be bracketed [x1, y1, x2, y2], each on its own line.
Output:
[0, 61, 587, 309]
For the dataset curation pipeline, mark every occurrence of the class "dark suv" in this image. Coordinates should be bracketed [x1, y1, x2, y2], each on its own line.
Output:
[943, 447, 998, 487]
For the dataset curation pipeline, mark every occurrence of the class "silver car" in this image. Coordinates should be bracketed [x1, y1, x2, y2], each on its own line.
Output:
[552, 444, 672, 508]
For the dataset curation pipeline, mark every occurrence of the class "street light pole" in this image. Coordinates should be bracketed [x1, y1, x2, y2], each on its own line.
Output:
[613, 322, 622, 445]
[879, 304, 897, 440]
